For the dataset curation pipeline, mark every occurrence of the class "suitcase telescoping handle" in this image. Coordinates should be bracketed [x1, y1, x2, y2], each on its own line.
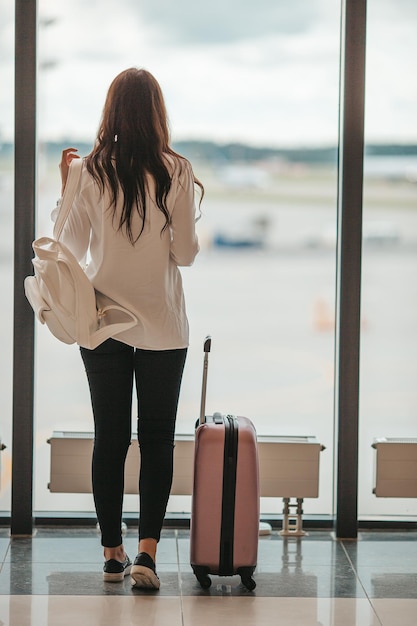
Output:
[199, 335, 211, 425]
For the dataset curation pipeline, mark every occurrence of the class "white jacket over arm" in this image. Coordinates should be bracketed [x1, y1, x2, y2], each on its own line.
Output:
[60, 156, 200, 350]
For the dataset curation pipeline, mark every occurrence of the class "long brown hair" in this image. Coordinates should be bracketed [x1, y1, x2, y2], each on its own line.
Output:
[85, 68, 203, 244]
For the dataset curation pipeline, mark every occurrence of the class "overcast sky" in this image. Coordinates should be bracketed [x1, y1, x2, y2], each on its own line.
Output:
[0, 0, 416, 146]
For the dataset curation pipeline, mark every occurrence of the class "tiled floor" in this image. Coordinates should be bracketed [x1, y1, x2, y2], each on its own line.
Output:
[0, 527, 416, 625]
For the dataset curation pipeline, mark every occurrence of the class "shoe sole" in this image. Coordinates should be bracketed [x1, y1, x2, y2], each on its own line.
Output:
[103, 564, 132, 582]
[130, 565, 160, 589]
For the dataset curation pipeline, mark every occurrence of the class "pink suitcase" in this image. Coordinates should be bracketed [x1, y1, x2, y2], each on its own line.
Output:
[190, 336, 260, 590]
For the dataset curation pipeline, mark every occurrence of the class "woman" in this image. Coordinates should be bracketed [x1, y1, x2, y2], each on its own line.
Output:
[58, 68, 203, 589]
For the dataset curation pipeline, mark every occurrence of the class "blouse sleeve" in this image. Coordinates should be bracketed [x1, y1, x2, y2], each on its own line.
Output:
[169, 161, 200, 266]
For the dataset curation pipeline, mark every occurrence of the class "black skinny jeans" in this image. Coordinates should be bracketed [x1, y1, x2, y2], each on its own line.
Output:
[80, 338, 187, 548]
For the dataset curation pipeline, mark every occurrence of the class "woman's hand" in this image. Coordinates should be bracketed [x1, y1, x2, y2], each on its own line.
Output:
[59, 148, 80, 195]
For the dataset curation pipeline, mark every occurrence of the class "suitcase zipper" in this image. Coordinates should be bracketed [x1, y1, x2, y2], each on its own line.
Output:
[219, 415, 239, 575]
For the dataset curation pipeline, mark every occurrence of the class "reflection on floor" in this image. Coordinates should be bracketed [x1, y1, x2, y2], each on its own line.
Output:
[0, 528, 416, 625]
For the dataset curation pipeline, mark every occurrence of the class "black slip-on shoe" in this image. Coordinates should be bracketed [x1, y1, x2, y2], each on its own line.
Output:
[103, 555, 132, 582]
[131, 552, 160, 590]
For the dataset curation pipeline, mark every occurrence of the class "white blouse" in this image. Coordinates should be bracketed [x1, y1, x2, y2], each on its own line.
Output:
[60, 156, 200, 350]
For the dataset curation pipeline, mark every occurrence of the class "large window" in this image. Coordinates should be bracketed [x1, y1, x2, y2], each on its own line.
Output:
[359, 0, 417, 519]
[5, 0, 415, 525]
[0, 0, 15, 514]
[34, 0, 342, 516]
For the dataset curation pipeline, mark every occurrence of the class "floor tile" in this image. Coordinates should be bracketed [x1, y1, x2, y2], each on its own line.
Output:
[181, 597, 380, 626]
[0, 561, 180, 596]
[6, 537, 102, 564]
[257, 535, 351, 568]
[5, 530, 177, 565]
[0, 526, 416, 623]
[343, 535, 417, 569]
[356, 532, 417, 542]
[0, 594, 183, 626]
[371, 599, 417, 626]
[357, 569, 417, 599]
[341, 534, 417, 599]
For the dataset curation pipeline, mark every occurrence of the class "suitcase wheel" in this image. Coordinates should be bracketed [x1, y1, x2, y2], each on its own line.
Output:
[237, 567, 257, 591]
[241, 575, 256, 591]
[192, 565, 212, 589]
[197, 574, 212, 589]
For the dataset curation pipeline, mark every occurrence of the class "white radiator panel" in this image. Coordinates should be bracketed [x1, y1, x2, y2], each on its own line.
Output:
[372, 438, 417, 498]
[48, 431, 325, 498]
